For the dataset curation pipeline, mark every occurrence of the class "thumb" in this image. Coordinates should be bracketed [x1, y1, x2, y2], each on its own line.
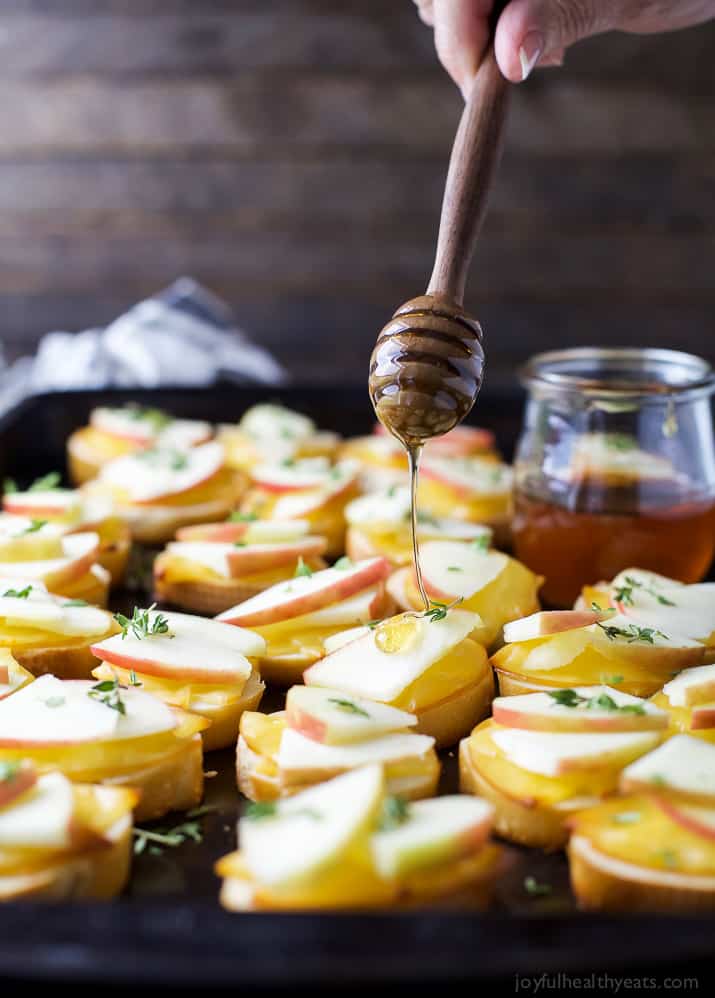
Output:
[494, 0, 619, 81]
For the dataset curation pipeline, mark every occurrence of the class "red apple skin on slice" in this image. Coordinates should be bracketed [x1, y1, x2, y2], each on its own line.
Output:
[131, 465, 221, 506]
[0, 762, 37, 809]
[690, 705, 715, 730]
[43, 535, 100, 588]
[491, 700, 667, 734]
[654, 796, 715, 842]
[176, 522, 252, 543]
[0, 666, 8, 686]
[503, 611, 605, 643]
[89, 644, 245, 685]
[226, 537, 327, 577]
[285, 708, 328, 744]
[3, 500, 69, 518]
[219, 557, 391, 628]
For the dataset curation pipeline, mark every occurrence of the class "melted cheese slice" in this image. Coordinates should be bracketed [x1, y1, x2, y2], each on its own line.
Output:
[305, 609, 478, 702]
[0, 771, 75, 848]
[99, 441, 224, 503]
[277, 729, 435, 776]
[92, 610, 263, 680]
[0, 675, 177, 745]
[490, 728, 660, 777]
[620, 735, 715, 799]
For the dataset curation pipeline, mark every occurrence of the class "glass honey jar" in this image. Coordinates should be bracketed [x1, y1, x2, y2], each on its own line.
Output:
[512, 348, 715, 606]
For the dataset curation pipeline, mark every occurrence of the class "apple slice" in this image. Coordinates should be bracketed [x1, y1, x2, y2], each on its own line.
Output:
[285, 686, 416, 745]
[250, 458, 333, 493]
[176, 519, 310, 544]
[287, 584, 383, 628]
[157, 419, 213, 450]
[91, 407, 211, 448]
[0, 595, 109, 638]
[492, 686, 668, 734]
[278, 728, 435, 785]
[503, 610, 606, 644]
[3, 489, 82, 521]
[99, 441, 224, 504]
[271, 463, 359, 519]
[216, 557, 390, 628]
[239, 403, 315, 446]
[0, 771, 79, 848]
[370, 795, 493, 878]
[662, 663, 715, 708]
[321, 626, 370, 655]
[654, 797, 715, 842]
[0, 531, 101, 590]
[240, 764, 385, 887]
[620, 735, 715, 803]
[345, 489, 412, 529]
[91, 610, 265, 683]
[490, 727, 661, 777]
[305, 608, 478, 703]
[0, 760, 37, 810]
[423, 425, 496, 458]
[420, 456, 513, 496]
[691, 703, 715, 729]
[610, 568, 714, 640]
[0, 674, 177, 747]
[227, 537, 327, 577]
[419, 541, 508, 601]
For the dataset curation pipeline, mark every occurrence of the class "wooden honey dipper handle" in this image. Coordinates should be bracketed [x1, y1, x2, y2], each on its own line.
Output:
[427, 32, 511, 305]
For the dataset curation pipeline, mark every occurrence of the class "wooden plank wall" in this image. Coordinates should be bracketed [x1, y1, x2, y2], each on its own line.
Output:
[0, 0, 713, 387]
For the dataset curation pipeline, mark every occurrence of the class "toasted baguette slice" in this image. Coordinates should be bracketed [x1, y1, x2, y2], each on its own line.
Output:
[495, 668, 666, 700]
[94, 521, 132, 587]
[55, 564, 111, 608]
[236, 731, 440, 803]
[414, 667, 494, 749]
[153, 552, 328, 616]
[458, 737, 595, 850]
[13, 638, 111, 681]
[100, 732, 205, 822]
[569, 834, 715, 912]
[198, 671, 265, 752]
[121, 496, 238, 545]
[0, 811, 134, 902]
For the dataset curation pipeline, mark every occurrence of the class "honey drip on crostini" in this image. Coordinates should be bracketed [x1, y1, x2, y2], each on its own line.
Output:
[374, 613, 423, 655]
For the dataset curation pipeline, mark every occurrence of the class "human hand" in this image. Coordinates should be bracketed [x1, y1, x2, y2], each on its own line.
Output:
[414, 0, 715, 93]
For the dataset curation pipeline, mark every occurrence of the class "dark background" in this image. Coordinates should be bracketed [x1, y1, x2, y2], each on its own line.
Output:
[0, 0, 713, 387]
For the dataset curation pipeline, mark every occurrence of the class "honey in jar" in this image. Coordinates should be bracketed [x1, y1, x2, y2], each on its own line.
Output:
[512, 349, 715, 606]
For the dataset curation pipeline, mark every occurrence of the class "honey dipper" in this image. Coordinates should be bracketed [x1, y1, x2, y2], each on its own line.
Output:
[369, 7, 511, 447]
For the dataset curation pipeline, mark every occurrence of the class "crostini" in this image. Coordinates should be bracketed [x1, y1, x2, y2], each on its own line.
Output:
[492, 609, 704, 698]
[0, 673, 209, 820]
[345, 486, 492, 568]
[237, 686, 439, 802]
[0, 579, 116, 679]
[0, 763, 139, 901]
[239, 458, 360, 559]
[569, 735, 715, 911]
[85, 441, 241, 544]
[217, 556, 394, 686]
[579, 568, 715, 662]
[459, 685, 667, 849]
[91, 606, 265, 752]
[0, 516, 109, 607]
[417, 455, 514, 547]
[217, 764, 501, 911]
[67, 405, 213, 485]
[219, 403, 340, 473]
[0, 649, 34, 699]
[4, 474, 131, 587]
[153, 516, 328, 616]
[388, 539, 542, 648]
[304, 606, 493, 748]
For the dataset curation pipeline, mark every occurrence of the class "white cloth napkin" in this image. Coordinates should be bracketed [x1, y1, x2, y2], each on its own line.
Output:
[0, 278, 286, 416]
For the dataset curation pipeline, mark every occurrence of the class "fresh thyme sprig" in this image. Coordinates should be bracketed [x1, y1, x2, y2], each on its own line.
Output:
[613, 575, 676, 608]
[114, 604, 173, 641]
[88, 675, 126, 715]
[228, 511, 258, 523]
[27, 471, 63, 492]
[378, 796, 410, 832]
[244, 801, 321, 823]
[2, 585, 32, 599]
[294, 557, 313, 578]
[422, 597, 463, 623]
[548, 689, 645, 715]
[524, 876, 552, 897]
[596, 622, 668, 645]
[133, 806, 217, 856]
[327, 697, 370, 718]
[20, 519, 47, 535]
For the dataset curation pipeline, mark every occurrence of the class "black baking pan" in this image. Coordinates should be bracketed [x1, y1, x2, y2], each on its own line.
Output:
[0, 384, 713, 991]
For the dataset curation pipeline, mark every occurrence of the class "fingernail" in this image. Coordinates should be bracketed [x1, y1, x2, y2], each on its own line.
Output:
[519, 31, 544, 81]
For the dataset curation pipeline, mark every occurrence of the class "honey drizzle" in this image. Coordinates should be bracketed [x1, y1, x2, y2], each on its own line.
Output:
[407, 443, 430, 612]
